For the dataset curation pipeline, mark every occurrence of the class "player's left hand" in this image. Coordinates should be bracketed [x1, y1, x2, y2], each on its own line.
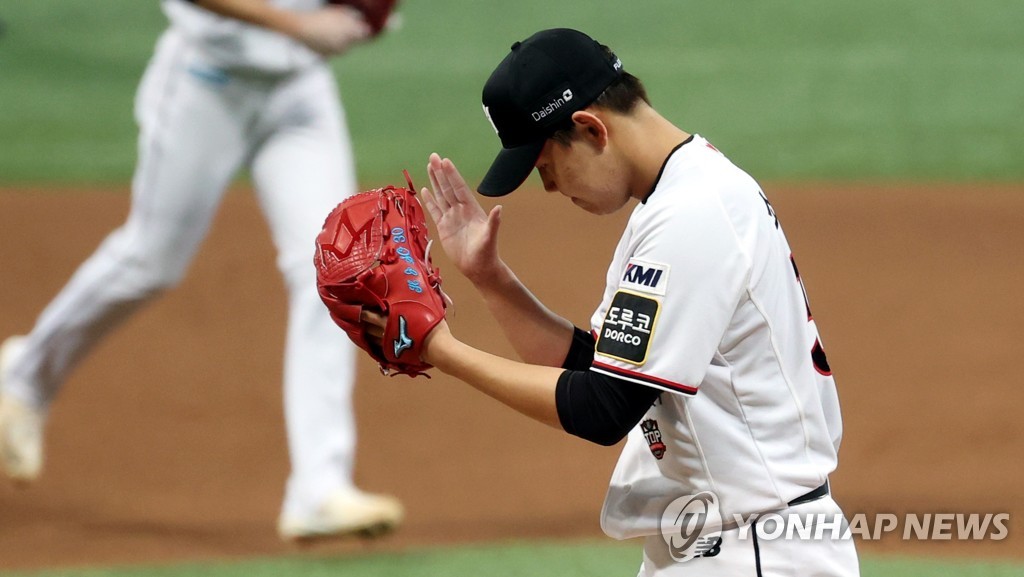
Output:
[420, 153, 504, 286]
[360, 309, 386, 343]
[315, 174, 449, 377]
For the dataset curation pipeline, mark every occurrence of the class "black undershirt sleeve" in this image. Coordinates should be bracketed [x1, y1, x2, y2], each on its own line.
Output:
[555, 326, 661, 446]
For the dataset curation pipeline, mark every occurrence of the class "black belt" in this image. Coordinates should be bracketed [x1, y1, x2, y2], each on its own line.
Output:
[788, 480, 830, 507]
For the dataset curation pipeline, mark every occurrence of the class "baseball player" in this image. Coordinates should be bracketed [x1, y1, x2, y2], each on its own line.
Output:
[0, 0, 401, 540]
[406, 29, 860, 575]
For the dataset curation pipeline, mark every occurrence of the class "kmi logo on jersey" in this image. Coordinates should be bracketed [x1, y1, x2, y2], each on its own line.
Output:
[621, 259, 669, 295]
[624, 264, 662, 286]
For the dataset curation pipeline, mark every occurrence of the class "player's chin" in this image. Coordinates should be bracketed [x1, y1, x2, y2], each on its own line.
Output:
[570, 197, 593, 211]
[571, 197, 613, 215]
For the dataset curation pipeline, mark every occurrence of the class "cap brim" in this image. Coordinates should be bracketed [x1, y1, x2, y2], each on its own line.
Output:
[477, 140, 545, 197]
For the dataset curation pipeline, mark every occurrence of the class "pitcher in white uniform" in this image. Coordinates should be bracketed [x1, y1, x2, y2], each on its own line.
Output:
[0, 0, 402, 541]
[397, 28, 860, 575]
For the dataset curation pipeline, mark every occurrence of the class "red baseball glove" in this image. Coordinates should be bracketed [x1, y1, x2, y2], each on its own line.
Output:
[327, 0, 398, 36]
[314, 171, 448, 377]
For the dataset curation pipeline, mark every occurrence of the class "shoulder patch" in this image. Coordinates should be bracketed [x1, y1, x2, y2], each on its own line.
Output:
[596, 290, 660, 365]
[621, 258, 670, 295]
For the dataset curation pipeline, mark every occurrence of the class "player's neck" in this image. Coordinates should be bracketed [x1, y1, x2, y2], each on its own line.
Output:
[614, 105, 690, 200]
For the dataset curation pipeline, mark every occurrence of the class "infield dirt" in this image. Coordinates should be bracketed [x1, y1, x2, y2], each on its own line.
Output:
[1, 184, 1021, 570]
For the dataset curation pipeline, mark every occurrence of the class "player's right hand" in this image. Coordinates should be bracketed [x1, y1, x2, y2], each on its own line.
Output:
[294, 6, 372, 56]
[420, 153, 505, 287]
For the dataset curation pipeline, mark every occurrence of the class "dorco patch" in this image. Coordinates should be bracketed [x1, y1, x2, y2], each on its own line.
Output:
[596, 291, 660, 365]
[621, 258, 669, 295]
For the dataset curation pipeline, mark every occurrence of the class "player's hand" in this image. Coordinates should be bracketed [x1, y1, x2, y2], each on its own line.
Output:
[420, 153, 504, 286]
[294, 6, 372, 56]
[360, 309, 386, 345]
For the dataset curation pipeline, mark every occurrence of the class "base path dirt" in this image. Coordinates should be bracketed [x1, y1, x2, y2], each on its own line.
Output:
[1, 183, 1021, 571]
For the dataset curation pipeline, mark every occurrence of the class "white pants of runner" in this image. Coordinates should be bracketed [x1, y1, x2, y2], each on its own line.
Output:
[639, 497, 860, 577]
[2, 28, 359, 520]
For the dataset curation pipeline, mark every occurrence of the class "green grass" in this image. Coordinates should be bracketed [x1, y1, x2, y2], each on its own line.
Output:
[1, 541, 1023, 577]
[1, 0, 1022, 184]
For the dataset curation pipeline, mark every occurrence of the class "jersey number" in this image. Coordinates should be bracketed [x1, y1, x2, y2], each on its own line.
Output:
[763, 190, 832, 377]
[790, 253, 832, 376]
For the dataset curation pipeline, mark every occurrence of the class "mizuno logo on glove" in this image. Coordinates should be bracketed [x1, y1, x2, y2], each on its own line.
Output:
[393, 315, 414, 358]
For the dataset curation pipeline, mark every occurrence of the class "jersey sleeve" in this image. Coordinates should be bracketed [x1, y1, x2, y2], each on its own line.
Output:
[590, 188, 751, 396]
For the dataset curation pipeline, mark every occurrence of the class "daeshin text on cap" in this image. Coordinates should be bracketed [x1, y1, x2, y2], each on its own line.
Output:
[478, 28, 623, 197]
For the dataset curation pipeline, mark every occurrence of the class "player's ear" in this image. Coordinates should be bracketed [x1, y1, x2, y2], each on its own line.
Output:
[571, 110, 608, 149]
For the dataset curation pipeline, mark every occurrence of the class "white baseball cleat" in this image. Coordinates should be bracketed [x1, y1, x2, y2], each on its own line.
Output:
[0, 336, 45, 484]
[278, 489, 404, 542]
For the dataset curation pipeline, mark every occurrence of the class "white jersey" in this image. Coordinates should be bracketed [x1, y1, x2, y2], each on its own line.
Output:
[592, 135, 844, 540]
[162, 0, 323, 74]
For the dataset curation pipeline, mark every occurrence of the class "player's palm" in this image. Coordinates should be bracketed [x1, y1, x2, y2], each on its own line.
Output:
[438, 201, 500, 281]
[421, 154, 503, 284]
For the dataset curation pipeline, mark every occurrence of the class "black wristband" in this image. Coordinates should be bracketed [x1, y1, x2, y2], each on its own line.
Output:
[561, 326, 597, 370]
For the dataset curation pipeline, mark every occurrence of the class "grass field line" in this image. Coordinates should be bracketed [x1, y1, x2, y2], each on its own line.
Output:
[2, 540, 1024, 577]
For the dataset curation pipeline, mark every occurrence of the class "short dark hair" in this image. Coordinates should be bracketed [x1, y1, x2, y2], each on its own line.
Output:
[549, 69, 650, 145]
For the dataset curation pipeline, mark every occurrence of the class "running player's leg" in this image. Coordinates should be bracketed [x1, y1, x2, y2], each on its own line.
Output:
[2, 31, 248, 417]
[249, 64, 361, 521]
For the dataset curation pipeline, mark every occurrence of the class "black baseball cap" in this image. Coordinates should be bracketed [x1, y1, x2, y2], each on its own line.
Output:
[478, 28, 623, 197]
